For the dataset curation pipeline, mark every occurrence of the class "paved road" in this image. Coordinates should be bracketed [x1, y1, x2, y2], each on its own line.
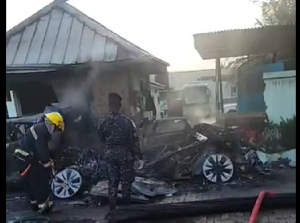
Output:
[6, 169, 295, 222]
[145, 209, 296, 223]
[159, 180, 295, 204]
[159, 168, 295, 204]
[6, 192, 296, 223]
[6, 206, 296, 223]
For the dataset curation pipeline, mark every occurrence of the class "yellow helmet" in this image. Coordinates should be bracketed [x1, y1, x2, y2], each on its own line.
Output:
[45, 112, 65, 132]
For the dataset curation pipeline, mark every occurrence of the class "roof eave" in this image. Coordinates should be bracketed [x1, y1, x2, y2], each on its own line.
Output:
[193, 25, 296, 60]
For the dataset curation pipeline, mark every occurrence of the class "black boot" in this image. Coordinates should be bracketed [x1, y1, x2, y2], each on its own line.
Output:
[38, 201, 53, 215]
[109, 200, 117, 211]
[29, 200, 39, 211]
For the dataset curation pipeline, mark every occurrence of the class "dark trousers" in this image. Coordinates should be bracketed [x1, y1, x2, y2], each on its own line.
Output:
[22, 163, 53, 213]
[106, 158, 135, 209]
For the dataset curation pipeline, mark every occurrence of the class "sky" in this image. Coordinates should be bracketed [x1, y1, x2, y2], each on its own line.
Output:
[6, 0, 262, 72]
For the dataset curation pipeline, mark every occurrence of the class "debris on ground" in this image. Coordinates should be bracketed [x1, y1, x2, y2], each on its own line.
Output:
[89, 177, 178, 204]
[132, 177, 178, 197]
[89, 180, 149, 203]
[256, 149, 296, 168]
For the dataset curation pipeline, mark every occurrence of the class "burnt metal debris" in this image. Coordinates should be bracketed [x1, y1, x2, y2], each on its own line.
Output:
[142, 122, 270, 182]
[6, 106, 290, 201]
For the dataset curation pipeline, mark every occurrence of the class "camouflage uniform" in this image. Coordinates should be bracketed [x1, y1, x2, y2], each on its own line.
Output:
[98, 112, 143, 208]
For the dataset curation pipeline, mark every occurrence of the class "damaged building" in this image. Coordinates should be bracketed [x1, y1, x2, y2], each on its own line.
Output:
[6, 0, 169, 122]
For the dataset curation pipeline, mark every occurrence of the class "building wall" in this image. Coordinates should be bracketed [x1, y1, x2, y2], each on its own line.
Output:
[91, 72, 131, 118]
[263, 70, 296, 124]
[237, 63, 284, 113]
[50, 71, 145, 120]
[7, 70, 146, 121]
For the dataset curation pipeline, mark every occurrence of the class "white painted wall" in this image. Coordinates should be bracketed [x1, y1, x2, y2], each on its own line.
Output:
[263, 70, 296, 124]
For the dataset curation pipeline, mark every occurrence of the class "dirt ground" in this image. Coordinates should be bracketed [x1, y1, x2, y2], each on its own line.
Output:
[6, 169, 295, 222]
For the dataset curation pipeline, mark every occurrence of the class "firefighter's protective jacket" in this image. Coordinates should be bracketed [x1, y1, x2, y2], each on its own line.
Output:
[19, 122, 52, 165]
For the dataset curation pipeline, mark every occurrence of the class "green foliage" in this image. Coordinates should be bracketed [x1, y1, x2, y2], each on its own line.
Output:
[266, 115, 296, 150]
[227, 0, 296, 69]
[277, 115, 296, 149]
[256, 0, 295, 26]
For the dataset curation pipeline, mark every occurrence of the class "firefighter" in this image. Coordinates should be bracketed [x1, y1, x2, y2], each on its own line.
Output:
[14, 112, 65, 214]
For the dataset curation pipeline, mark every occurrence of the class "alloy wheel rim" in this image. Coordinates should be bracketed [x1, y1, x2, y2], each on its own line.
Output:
[202, 154, 234, 183]
[51, 168, 82, 198]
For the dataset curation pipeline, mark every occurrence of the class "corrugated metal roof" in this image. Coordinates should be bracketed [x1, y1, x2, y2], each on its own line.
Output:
[193, 25, 296, 60]
[193, 24, 295, 36]
[6, 0, 169, 66]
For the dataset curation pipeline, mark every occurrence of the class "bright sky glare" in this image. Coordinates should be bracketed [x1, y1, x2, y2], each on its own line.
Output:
[6, 0, 261, 71]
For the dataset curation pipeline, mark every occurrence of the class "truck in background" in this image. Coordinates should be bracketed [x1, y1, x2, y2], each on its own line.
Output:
[167, 81, 212, 126]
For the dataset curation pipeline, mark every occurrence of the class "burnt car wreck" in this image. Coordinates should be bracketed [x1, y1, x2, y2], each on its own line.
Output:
[6, 108, 280, 200]
[141, 119, 269, 183]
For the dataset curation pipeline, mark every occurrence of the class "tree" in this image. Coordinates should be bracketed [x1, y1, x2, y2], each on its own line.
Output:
[254, 0, 295, 26]
[227, 0, 295, 69]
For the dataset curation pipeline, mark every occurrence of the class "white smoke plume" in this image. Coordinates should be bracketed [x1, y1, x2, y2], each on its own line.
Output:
[58, 62, 101, 110]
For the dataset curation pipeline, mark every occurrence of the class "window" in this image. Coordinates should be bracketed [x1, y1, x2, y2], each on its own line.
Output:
[231, 85, 237, 96]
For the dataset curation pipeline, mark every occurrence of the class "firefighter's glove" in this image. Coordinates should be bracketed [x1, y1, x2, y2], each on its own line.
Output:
[49, 159, 55, 170]
[137, 160, 144, 170]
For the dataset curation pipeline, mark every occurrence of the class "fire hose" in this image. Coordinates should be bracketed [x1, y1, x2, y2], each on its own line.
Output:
[248, 191, 277, 223]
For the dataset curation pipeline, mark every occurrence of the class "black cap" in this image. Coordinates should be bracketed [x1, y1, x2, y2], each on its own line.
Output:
[108, 92, 122, 102]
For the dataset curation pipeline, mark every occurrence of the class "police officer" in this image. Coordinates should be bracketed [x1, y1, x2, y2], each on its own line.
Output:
[98, 92, 144, 210]
[14, 112, 65, 214]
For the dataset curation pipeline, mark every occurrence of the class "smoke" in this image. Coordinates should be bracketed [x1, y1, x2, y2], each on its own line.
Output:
[201, 116, 216, 124]
[59, 62, 101, 111]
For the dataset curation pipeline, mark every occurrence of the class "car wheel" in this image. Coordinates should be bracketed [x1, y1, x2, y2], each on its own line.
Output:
[202, 153, 234, 183]
[51, 168, 83, 199]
